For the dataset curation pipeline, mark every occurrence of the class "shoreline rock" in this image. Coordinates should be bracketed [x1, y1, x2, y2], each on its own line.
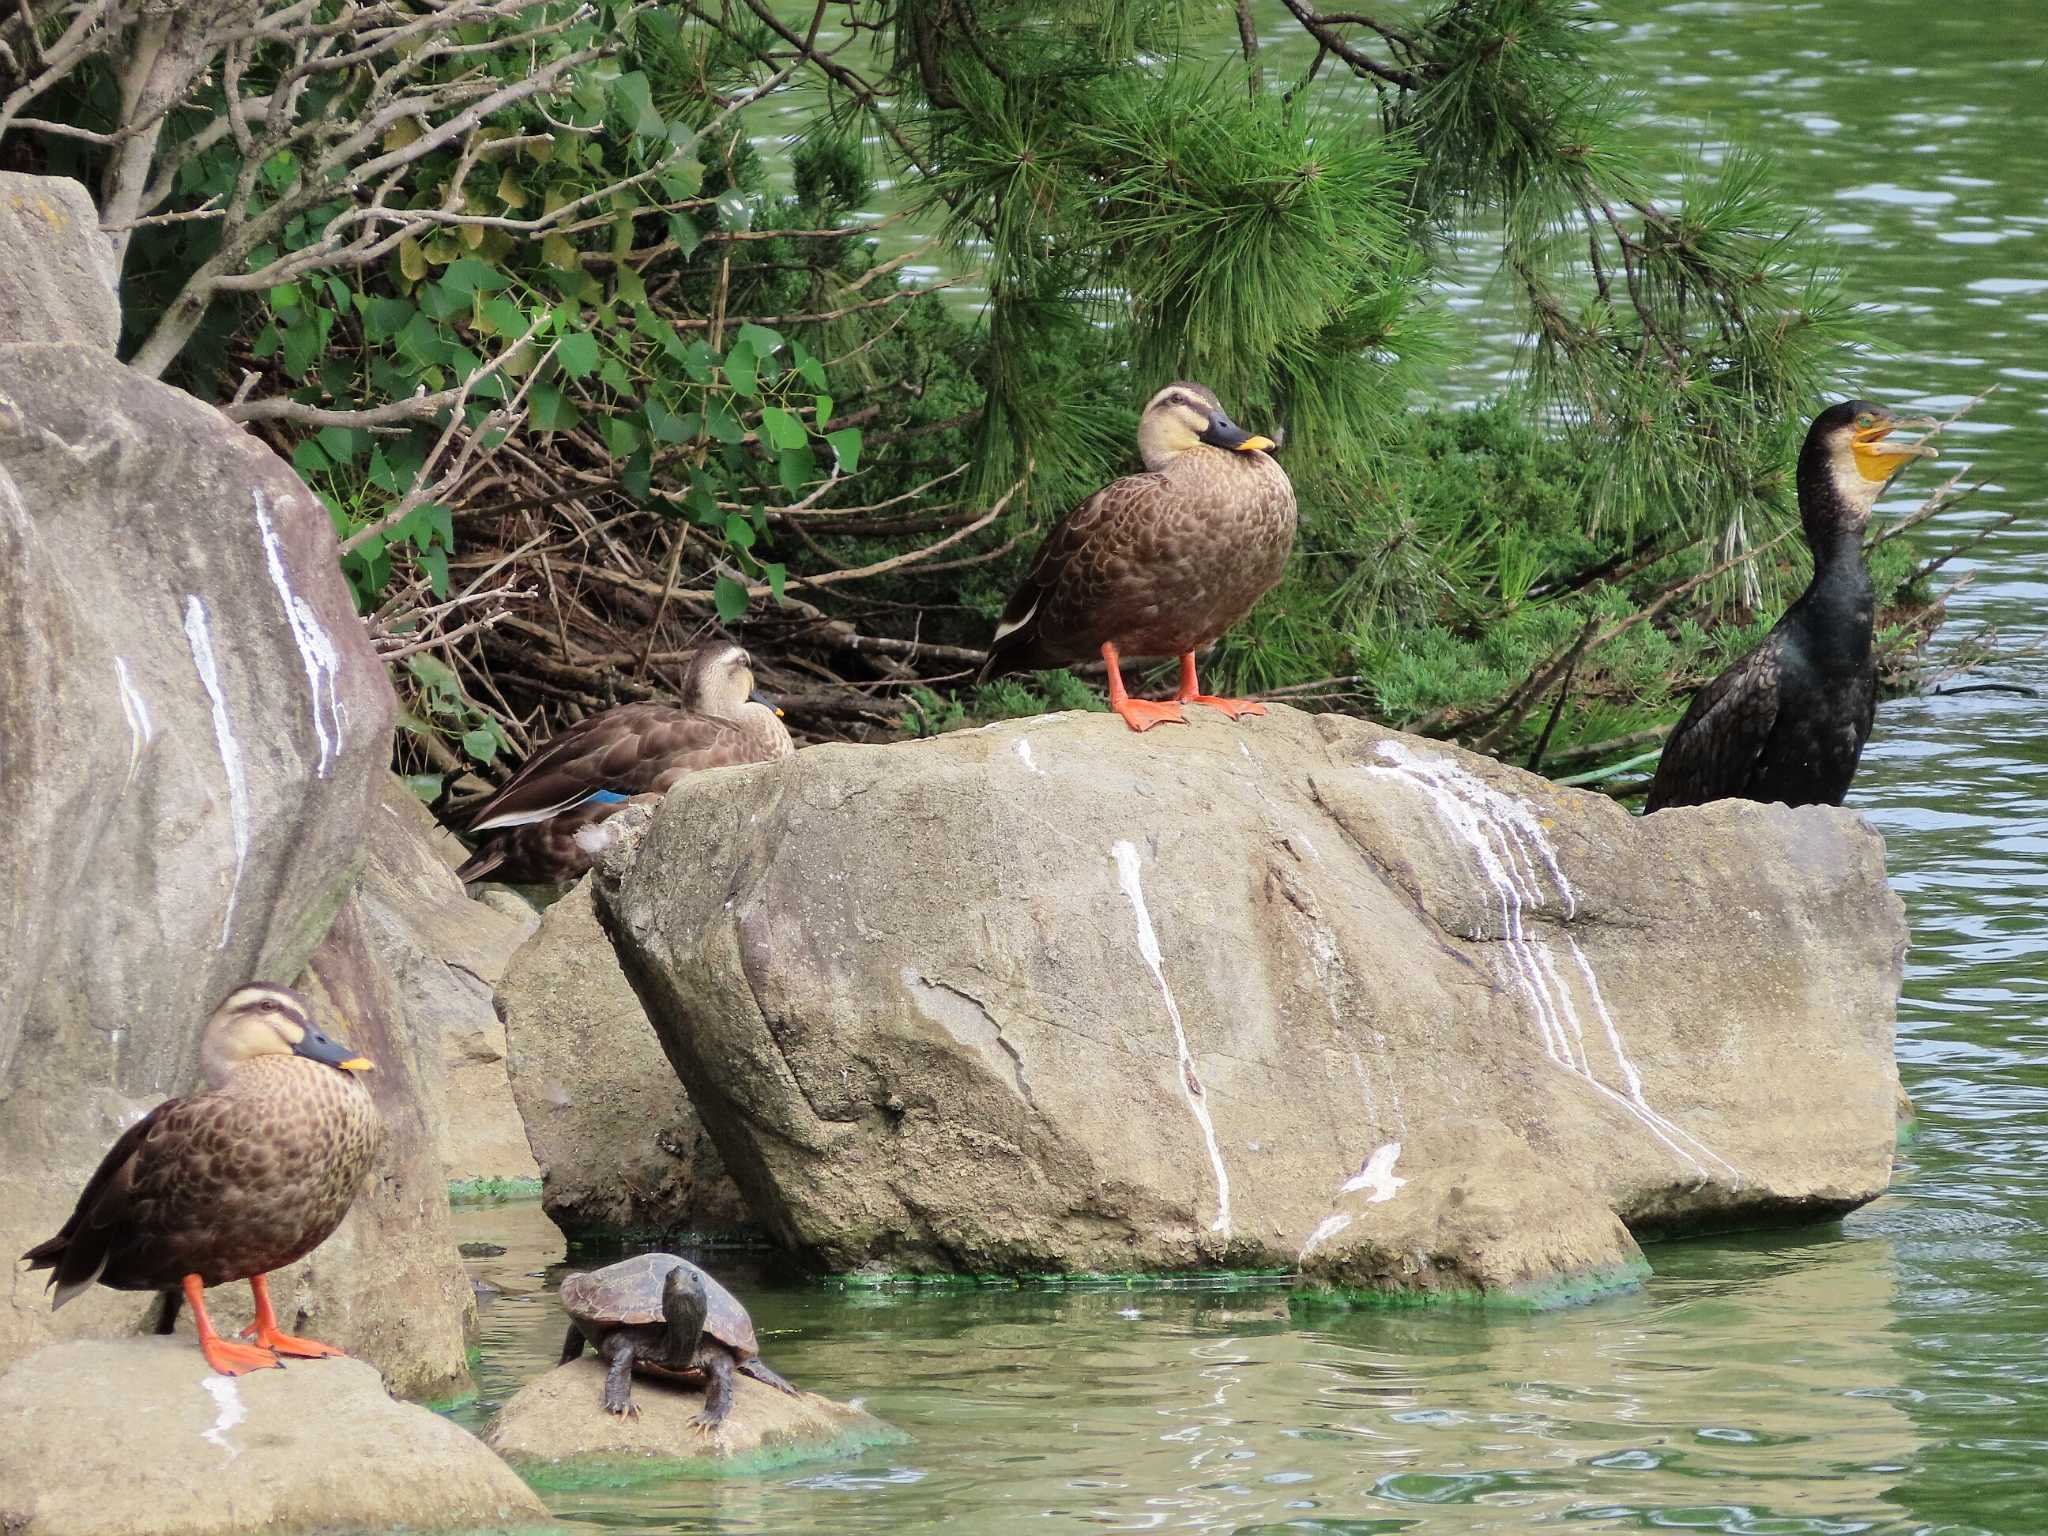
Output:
[0, 173, 400, 1370]
[500, 878, 749, 1241]
[487, 1356, 899, 1484]
[590, 705, 1905, 1298]
[0, 1338, 546, 1536]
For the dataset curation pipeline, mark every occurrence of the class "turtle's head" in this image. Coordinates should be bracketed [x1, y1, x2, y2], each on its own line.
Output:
[200, 985, 373, 1087]
[661, 1263, 710, 1355]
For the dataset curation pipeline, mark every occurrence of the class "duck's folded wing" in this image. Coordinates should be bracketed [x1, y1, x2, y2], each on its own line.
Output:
[983, 474, 1156, 674]
[466, 705, 681, 831]
[21, 1099, 176, 1306]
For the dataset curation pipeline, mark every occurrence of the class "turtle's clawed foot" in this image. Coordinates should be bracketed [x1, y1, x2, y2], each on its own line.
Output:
[603, 1396, 640, 1420]
[688, 1411, 722, 1436]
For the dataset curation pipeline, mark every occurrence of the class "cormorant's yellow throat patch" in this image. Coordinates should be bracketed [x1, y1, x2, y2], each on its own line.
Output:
[1852, 416, 1938, 482]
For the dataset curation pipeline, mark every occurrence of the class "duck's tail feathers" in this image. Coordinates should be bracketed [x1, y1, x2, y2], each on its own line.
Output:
[455, 841, 506, 884]
[20, 1232, 109, 1312]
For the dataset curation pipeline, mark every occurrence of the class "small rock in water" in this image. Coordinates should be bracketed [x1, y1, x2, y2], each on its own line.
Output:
[487, 1356, 900, 1478]
[459, 1240, 509, 1257]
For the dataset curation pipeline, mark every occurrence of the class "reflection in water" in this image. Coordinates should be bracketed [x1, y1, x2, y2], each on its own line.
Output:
[446, 0, 2045, 1530]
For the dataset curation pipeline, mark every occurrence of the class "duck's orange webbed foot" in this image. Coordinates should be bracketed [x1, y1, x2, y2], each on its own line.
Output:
[1182, 694, 1265, 720]
[1174, 654, 1266, 721]
[183, 1274, 281, 1376]
[1101, 641, 1187, 733]
[1111, 696, 1188, 732]
[200, 1335, 286, 1375]
[247, 1328, 348, 1360]
[240, 1273, 349, 1360]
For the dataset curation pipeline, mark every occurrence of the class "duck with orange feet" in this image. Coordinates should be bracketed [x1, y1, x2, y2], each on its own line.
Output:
[977, 382, 1296, 731]
[20, 984, 382, 1376]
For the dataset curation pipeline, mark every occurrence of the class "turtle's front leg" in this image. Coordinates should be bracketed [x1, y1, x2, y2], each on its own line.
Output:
[599, 1333, 640, 1418]
[690, 1348, 735, 1432]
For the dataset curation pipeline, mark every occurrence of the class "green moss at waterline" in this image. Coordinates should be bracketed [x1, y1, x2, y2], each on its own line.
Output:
[1896, 1111, 1920, 1148]
[560, 1224, 770, 1256]
[448, 1177, 543, 1205]
[1291, 1259, 1652, 1313]
[504, 1419, 909, 1492]
[419, 1381, 480, 1415]
[825, 1267, 1296, 1293]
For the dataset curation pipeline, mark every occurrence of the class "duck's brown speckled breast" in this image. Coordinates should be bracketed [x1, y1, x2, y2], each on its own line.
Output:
[114, 1057, 383, 1289]
[1095, 447, 1297, 659]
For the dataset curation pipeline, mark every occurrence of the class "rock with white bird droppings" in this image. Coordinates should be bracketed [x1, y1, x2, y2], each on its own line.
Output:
[0, 1339, 545, 1536]
[588, 705, 1903, 1301]
[0, 180, 398, 1368]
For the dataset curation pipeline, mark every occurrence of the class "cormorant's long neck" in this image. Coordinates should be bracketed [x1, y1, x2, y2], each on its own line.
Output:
[1791, 458, 1874, 671]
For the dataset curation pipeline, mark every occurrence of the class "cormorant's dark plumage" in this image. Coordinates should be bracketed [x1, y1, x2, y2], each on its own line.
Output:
[1646, 400, 1935, 813]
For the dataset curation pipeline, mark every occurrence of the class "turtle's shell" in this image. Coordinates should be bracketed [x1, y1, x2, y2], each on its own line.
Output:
[559, 1253, 758, 1360]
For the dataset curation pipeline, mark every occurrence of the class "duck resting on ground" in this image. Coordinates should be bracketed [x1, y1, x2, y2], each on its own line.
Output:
[21, 984, 381, 1376]
[977, 381, 1297, 732]
[1645, 400, 1937, 813]
[456, 642, 794, 884]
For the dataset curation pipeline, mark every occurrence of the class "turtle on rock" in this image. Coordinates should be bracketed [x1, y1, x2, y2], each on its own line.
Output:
[558, 1253, 797, 1428]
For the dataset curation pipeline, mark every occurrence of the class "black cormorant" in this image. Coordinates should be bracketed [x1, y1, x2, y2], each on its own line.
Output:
[1644, 401, 1937, 813]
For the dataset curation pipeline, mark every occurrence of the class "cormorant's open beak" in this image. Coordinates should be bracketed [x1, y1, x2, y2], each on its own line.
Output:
[294, 1025, 374, 1074]
[1853, 416, 1939, 481]
[748, 689, 785, 719]
[1199, 411, 1277, 454]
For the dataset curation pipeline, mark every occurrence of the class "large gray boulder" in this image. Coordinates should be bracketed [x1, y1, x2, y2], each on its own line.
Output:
[0, 364, 395, 1359]
[0, 174, 119, 350]
[501, 877, 748, 1238]
[0, 1339, 545, 1535]
[0, 181, 399, 1365]
[592, 706, 1904, 1298]
[358, 778, 541, 1188]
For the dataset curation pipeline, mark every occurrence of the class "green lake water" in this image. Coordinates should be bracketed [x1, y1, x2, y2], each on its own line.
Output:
[445, 2, 2048, 1529]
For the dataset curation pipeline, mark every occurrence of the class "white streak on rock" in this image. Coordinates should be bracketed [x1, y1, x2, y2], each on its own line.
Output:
[112, 656, 155, 793]
[1112, 839, 1230, 1235]
[183, 597, 250, 948]
[1014, 739, 1047, 776]
[253, 489, 345, 776]
[1341, 1140, 1406, 1203]
[1300, 1212, 1353, 1256]
[1367, 740, 1741, 1184]
[199, 1375, 244, 1459]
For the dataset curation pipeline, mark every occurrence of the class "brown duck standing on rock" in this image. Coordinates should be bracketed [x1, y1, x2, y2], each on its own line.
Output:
[978, 382, 1297, 731]
[456, 642, 794, 883]
[1645, 401, 1937, 812]
[21, 985, 381, 1376]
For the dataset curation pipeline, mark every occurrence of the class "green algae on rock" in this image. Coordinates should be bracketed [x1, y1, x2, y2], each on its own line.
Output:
[450, 1177, 547, 1205]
